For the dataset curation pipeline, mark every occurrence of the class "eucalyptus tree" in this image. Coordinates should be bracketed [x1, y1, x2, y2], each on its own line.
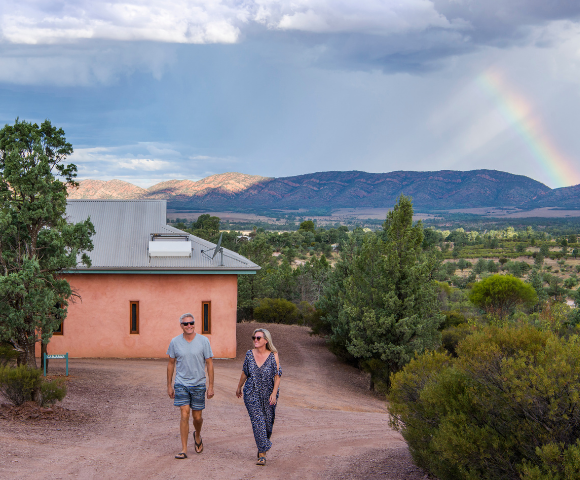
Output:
[0, 119, 94, 367]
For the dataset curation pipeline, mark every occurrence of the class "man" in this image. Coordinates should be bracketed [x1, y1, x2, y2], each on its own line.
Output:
[167, 313, 214, 459]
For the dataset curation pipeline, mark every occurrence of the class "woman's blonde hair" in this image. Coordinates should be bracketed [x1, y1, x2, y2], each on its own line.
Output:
[253, 328, 277, 353]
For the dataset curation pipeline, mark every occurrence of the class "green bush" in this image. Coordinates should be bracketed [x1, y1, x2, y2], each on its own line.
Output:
[40, 378, 67, 406]
[389, 325, 580, 480]
[440, 310, 467, 329]
[0, 342, 20, 366]
[440, 324, 472, 357]
[0, 364, 67, 406]
[254, 298, 300, 324]
[0, 364, 42, 405]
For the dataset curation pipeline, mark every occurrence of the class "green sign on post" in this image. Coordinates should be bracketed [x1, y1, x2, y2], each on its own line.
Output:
[43, 353, 68, 377]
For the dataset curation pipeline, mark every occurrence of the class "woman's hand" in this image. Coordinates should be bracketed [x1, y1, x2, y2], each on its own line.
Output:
[236, 386, 243, 398]
[269, 392, 277, 405]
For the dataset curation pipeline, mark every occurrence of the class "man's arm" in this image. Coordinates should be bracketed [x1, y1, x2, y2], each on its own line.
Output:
[167, 357, 176, 398]
[206, 357, 214, 399]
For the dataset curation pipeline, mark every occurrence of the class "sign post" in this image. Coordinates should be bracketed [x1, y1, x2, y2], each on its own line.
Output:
[43, 353, 69, 377]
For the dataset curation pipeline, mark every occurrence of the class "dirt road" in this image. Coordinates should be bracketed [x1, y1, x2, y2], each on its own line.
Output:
[0, 323, 428, 480]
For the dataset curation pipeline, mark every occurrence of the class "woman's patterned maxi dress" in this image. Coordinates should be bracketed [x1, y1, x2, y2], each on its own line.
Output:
[242, 350, 282, 453]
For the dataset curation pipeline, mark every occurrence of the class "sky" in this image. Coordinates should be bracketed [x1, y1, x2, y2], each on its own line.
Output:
[1, 1, 580, 189]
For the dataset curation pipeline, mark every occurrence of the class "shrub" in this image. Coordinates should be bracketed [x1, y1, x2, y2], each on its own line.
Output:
[440, 310, 467, 329]
[40, 378, 67, 406]
[440, 324, 472, 357]
[389, 325, 580, 480]
[0, 364, 68, 406]
[254, 298, 300, 324]
[469, 274, 538, 319]
[0, 364, 42, 405]
[0, 342, 20, 366]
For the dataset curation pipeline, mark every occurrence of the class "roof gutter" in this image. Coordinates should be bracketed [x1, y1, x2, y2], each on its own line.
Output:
[62, 268, 258, 275]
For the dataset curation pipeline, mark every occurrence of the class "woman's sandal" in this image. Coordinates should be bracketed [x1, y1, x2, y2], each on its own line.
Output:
[175, 452, 187, 459]
[194, 432, 203, 454]
[256, 454, 267, 466]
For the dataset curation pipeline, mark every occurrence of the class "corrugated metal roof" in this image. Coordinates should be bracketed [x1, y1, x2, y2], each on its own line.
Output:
[66, 200, 260, 272]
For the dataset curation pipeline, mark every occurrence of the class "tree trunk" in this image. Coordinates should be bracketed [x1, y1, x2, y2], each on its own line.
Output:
[22, 337, 37, 368]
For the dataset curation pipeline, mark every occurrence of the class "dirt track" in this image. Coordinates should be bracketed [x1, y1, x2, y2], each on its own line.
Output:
[0, 323, 428, 480]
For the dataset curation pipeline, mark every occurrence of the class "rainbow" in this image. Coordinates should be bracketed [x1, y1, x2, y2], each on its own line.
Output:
[477, 69, 580, 188]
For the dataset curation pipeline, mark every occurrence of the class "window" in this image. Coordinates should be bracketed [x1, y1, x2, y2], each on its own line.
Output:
[53, 321, 64, 335]
[54, 302, 63, 335]
[202, 301, 211, 334]
[130, 301, 139, 334]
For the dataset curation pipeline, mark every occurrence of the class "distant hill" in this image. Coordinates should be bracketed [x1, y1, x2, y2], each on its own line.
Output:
[69, 170, 578, 211]
[523, 184, 580, 209]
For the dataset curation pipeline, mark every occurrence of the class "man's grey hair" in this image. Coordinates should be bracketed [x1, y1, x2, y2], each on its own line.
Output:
[180, 313, 195, 324]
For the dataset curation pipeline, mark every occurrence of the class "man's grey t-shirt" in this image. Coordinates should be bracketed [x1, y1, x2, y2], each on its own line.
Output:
[167, 334, 213, 387]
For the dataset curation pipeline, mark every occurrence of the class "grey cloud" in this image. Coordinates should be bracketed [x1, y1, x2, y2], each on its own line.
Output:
[0, 41, 176, 85]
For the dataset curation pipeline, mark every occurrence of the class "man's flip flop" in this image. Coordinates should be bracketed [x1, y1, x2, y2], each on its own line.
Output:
[175, 452, 187, 459]
[256, 456, 266, 466]
[194, 432, 203, 454]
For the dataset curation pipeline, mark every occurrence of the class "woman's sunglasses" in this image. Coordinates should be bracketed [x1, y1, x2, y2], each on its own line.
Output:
[181, 322, 195, 326]
[252, 336, 264, 341]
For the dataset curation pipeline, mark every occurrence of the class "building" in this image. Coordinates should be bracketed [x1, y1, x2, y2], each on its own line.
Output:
[41, 200, 259, 359]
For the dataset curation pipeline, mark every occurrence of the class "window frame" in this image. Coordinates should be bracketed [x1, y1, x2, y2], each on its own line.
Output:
[53, 321, 64, 335]
[202, 301, 211, 334]
[130, 301, 140, 334]
[53, 303, 64, 335]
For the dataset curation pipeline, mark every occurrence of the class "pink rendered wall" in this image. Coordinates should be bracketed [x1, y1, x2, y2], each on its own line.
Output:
[40, 274, 239, 359]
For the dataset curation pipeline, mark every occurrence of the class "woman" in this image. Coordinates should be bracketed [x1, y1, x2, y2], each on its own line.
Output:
[236, 328, 282, 466]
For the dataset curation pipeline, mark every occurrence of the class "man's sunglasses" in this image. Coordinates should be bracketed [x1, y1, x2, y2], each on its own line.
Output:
[252, 336, 264, 341]
[181, 322, 195, 326]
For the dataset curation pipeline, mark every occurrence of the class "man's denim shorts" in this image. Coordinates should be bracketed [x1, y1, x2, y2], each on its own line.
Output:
[174, 384, 206, 410]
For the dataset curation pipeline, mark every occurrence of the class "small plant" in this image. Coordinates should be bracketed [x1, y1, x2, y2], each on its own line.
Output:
[0, 364, 42, 405]
[0, 364, 67, 406]
[0, 342, 20, 366]
[40, 378, 67, 406]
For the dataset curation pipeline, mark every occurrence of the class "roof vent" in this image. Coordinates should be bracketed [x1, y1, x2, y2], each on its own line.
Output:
[149, 233, 192, 257]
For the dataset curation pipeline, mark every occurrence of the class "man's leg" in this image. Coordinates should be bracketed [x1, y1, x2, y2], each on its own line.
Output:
[192, 410, 203, 452]
[180, 405, 191, 454]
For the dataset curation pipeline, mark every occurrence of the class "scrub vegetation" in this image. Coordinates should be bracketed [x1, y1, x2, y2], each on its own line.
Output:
[176, 196, 580, 479]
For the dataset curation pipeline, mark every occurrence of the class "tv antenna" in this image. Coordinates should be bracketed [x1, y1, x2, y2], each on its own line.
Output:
[201, 233, 224, 266]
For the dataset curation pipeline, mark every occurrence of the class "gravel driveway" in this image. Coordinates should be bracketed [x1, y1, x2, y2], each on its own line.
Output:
[0, 323, 428, 479]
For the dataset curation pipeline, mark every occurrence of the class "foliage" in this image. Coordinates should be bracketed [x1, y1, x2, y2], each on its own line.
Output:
[0, 364, 66, 406]
[389, 325, 580, 480]
[0, 342, 19, 366]
[237, 235, 275, 320]
[469, 274, 539, 319]
[0, 119, 95, 366]
[40, 377, 67, 406]
[188, 214, 220, 240]
[0, 364, 42, 405]
[254, 298, 300, 324]
[299, 220, 315, 232]
[440, 324, 472, 357]
[319, 195, 443, 390]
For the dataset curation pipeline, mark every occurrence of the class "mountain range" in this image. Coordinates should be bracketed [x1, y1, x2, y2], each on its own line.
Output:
[68, 170, 579, 211]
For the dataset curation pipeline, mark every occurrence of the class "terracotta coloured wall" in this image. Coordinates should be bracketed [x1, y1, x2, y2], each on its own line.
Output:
[40, 274, 238, 359]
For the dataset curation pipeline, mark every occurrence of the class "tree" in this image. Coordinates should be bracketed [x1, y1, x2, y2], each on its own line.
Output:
[190, 214, 220, 240]
[329, 195, 443, 390]
[298, 220, 315, 233]
[457, 258, 468, 272]
[0, 119, 94, 367]
[237, 235, 275, 320]
[469, 274, 538, 320]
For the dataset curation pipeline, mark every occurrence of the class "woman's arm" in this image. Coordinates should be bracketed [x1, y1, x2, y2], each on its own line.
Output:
[269, 353, 281, 405]
[236, 372, 247, 398]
